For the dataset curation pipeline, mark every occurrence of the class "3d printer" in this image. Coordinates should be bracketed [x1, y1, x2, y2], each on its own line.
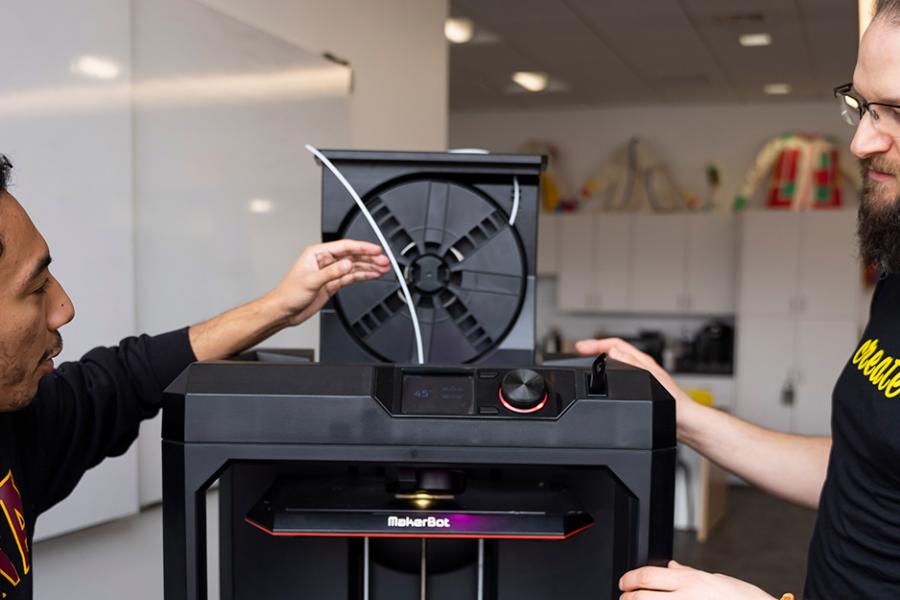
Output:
[162, 150, 675, 600]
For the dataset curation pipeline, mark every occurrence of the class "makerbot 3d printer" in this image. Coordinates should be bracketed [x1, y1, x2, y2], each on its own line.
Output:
[162, 150, 675, 600]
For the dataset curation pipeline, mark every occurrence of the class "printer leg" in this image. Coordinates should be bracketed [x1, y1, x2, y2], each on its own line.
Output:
[476, 539, 485, 600]
[163, 442, 218, 600]
[420, 538, 428, 600]
[364, 537, 371, 600]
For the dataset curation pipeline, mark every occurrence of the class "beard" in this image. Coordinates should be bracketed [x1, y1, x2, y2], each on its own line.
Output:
[0, 331, 62, 412]
[858, 156, 900, 274]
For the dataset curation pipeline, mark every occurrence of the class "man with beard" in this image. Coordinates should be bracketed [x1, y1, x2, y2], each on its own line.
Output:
[0, 155, 389, 599]
[577, 2, 900, 598]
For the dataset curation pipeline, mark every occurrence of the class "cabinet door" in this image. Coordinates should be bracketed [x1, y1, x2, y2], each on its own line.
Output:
[734, 316, 795, 432]
[558, 215, 596, 311]
[798, 210, 860, 320]
[737, 212, 801, 317]
[631, 215, 687, 313]
[537, 213, 561, 276]
[592, 214, 633, 312]
[793, 318, 858, 436]
[687, 214, 737, 314]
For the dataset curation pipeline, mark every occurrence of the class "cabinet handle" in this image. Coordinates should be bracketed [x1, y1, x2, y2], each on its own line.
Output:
[780, 379, 796, 406]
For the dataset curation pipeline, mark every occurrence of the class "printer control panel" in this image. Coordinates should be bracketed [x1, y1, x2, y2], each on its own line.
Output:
[377, 365, 581, 419]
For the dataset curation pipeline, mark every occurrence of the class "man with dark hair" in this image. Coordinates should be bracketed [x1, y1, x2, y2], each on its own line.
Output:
[0, 154, 389, 598]
[579, 2, 900, 598]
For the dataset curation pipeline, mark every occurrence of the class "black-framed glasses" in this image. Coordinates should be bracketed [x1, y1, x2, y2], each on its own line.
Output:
[834, 82, 900, 132]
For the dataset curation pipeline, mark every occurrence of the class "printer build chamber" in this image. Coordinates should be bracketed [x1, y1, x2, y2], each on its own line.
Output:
[161, 151, 675, 600]
[221, 460, 665, 599]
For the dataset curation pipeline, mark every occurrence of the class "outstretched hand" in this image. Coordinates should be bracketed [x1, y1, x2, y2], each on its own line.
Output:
[619, 560, 776, 600]
[266, 239, 390, 327]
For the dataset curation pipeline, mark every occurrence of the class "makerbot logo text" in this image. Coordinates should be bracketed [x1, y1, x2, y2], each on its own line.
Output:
[387, 516, 451, 528]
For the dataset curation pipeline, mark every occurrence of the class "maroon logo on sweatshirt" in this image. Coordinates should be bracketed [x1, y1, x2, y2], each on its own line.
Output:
[0, 471, 28, 589]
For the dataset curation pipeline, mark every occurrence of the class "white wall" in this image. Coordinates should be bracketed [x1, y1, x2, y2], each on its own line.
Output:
[21, 1, 449, 598]
[450, 102, 856, 211]
[197, 0, 449, 151]
[0, 0, 143, 544]
[131, 0, 354, 509]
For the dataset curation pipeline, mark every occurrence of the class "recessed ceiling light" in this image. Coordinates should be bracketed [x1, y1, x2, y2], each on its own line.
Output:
[248, 198, 274, 214]
[72, 55, 120, 80]
[739, 33, 772, 47]
[512, 71, 548, 93]
[445, 18, 474, 44]
[764, 83, 791, 95]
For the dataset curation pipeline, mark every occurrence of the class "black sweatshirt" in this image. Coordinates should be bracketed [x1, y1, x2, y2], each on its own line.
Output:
[0, 328, 195, 599]
[805, 273, 900, 597]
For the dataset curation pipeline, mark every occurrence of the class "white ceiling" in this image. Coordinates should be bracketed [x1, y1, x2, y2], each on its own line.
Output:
[449, 0, 858, 111]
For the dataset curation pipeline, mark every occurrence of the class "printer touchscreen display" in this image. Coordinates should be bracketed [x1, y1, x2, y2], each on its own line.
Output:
[401, 374, 475, 415]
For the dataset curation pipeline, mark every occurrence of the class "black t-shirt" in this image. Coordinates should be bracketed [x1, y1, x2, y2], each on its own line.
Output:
[805, 274, 900, 597]
[0, 329, 194, 599]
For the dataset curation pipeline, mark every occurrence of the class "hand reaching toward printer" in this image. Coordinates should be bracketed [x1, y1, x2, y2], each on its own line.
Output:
[189, 239, 389, 361]
[619, 560, 776, 600]
[266, 239, 390, 327]
[576, 336, 830, 510]
[575, 337, 702, 432]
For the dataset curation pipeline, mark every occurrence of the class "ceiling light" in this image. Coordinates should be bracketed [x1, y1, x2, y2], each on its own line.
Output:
[739, 33, 772, 47]
[248, 198, 274, 214]
[512, 71, 548, 93]
[764, 83, 791, 95]
[72, 55, 120, 80]
[445, 18, 474, 44]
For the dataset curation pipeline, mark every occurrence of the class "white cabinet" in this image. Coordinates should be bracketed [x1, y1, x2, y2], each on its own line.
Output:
[558, 214, 632, 312]
[631, 215, 687, 313]
[734, 316, 796, 433]
[737, 210, 858, 319]
[686, 214, 737, 314]
[556, 213, 736, 315]
[558, 216, 598, 310]
[735, 316, 857, 437]
[799, 212, 861, 319]
[735, 210, 861, 436]
[736, 212, 800, 317]
[537, 213, 561, 276]
[631, 214, 736, 314]
[793, 319, 858, 436]
[593, 215, 633, 311]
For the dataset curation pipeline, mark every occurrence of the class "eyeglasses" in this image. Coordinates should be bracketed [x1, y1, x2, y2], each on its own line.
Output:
[834, 82, 900, 136]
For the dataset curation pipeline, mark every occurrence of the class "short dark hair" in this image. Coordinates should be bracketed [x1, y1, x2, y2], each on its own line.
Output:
[0, 154, 10, 193]
[875, 0, 900, 23]
[0, 154, 8, 258]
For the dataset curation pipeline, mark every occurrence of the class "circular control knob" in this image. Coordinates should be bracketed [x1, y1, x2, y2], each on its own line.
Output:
[499, 369, 548, 414]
